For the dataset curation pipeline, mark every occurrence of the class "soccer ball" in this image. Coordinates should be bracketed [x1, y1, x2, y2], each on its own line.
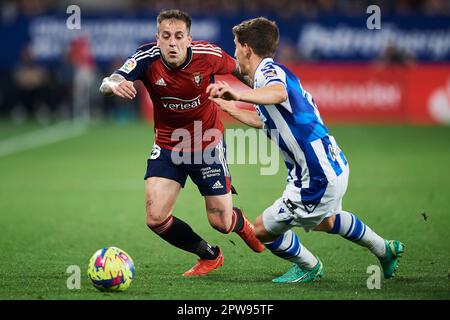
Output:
[87, 246, 135, 292]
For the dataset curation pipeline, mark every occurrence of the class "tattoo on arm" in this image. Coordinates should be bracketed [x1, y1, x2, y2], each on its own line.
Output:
[99, 73, 126, 96]
[110, 74, 125, 81]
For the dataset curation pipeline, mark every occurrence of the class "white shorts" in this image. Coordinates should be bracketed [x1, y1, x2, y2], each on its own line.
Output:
[263, 165, 349, 234]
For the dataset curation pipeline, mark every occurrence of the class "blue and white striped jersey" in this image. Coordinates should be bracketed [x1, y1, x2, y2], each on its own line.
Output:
[254, 58, 348, 206]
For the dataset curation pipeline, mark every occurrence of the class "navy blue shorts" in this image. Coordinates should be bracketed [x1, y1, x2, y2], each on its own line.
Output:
[144, 140, 233, 196]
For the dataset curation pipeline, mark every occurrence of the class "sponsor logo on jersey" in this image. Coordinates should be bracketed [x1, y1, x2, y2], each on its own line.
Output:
[261, 64, 278, 80]
[263, 69, 277, 79]
[192, 72, 203, 86]
[161, 95, 201, 110]
[119, 58, 137, 74]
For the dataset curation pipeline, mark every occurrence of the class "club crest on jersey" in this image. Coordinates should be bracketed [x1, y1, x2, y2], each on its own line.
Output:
[119, 58, 137, 74]
[192, 72, 203, 86]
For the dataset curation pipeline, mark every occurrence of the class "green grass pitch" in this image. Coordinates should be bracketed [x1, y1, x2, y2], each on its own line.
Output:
[0, 121, 449, 300]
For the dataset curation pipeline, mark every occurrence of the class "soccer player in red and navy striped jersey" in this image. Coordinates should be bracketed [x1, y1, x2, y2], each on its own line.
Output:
[100, 9, 264, 277]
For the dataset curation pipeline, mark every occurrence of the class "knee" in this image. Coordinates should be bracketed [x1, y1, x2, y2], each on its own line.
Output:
[145, 200, 170, 229]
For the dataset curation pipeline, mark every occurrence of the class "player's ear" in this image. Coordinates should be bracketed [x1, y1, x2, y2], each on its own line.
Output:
[244, 44, 252, 58]
[155, 33, 160, 46]
[187, 34, 192, 46]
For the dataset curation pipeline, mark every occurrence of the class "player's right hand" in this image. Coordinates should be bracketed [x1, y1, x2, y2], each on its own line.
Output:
[111, 80, 137, 100]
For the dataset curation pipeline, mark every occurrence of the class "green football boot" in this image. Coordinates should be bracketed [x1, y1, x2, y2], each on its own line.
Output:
[379, 240, 405, 279]
[272, 259, 323, 283]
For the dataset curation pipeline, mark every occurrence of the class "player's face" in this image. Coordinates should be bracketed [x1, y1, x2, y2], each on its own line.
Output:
[234, 37, 250, 76]
[157, 19, 192, 68]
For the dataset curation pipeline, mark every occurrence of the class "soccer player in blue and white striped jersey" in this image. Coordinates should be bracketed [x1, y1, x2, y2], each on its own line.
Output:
[207, 17, 404, 283]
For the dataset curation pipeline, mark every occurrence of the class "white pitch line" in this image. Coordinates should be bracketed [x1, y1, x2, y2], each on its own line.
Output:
[0, 121, 88, 158]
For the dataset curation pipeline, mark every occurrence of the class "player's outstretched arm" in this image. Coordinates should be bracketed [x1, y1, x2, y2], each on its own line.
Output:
[99, 74, 137, 100]
[210, 97, 263, 129]
[207, 81, 287, 105]
[238, 83, 287, 105]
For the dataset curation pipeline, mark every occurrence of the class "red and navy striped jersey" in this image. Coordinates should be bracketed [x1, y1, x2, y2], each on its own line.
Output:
[115, 41, 237, 151]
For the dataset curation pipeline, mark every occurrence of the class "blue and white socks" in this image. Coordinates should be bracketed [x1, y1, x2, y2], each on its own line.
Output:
[264, 212, 386, 269]
[330, 211, 386, 258]
[264, 230, 318, 269]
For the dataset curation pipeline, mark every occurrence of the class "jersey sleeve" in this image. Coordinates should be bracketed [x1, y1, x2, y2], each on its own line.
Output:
[212, 49, 237, 75]
[191, 41, 237, 75]
[256, 63, 287, 88]
[114, 44, 159, 81]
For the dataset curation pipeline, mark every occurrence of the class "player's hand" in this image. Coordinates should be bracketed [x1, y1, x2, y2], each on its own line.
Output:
[209, 97, 236, 114]
[206, 81, 240, 101]
[111, 80, 137, 100]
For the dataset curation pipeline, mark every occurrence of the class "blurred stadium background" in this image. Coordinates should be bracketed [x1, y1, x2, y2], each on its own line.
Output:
[1, 0, 450, 124]
[0, 0, 449, 300]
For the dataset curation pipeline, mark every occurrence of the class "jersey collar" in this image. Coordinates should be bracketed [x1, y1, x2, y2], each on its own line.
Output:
[161, 47, 193, 71]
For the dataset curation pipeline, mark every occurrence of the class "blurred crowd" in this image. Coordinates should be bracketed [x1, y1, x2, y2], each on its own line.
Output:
[0, 0, 448, 123]
[6, 0, 450, 17]
[0, 34, 138, 124]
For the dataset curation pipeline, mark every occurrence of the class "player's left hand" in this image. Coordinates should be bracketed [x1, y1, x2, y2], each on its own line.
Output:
[206, 81, 240, 101]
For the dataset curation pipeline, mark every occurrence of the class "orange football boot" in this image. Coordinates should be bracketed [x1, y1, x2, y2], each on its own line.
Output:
[183, 247, 224, 276]
[234, 207, 265, 253]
